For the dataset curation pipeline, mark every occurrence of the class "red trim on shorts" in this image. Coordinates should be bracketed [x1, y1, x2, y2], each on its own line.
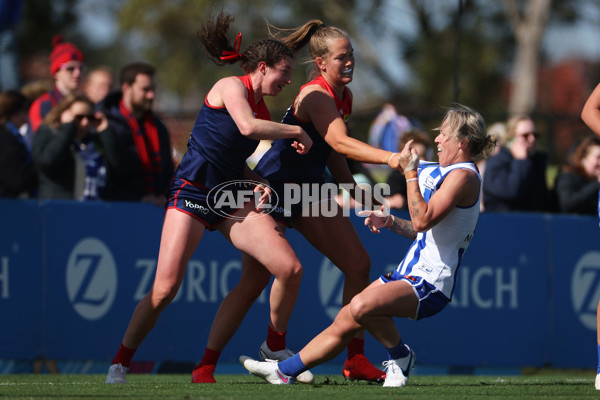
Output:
[172, 180, 188, 205]
[181, 178, 209, 190]
[167, 206, 211, 229]
[168, 178, 212, 229]
[167, 177, 253, 231]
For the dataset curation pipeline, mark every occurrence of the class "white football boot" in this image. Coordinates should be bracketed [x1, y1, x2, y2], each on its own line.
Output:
[105, 363, 129, 384]
[382, 346, 416, 387]
[240, 355, 295, 385]
[259, 341, 314, 384]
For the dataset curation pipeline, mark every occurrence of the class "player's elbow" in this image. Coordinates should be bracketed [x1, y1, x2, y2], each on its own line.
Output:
[237, 120, 256, 137]
[411, 219, 430, 233]
[581, 108, 589, 124]
[324, 130, 350, 152]
[327, 137, 345, 153]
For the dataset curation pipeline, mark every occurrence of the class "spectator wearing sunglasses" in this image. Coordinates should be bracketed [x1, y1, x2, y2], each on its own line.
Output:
[31, 94, 121, 201]
[482, 115, 552, 212]
[26, 35, 85, 142]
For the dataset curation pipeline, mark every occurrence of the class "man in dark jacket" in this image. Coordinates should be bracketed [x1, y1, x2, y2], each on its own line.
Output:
[0, 90, 37, 197]
[99, 62, 174, 206]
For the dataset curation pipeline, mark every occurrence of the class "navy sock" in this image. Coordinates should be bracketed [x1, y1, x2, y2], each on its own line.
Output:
[597, 344, 600, 374]
[278, 353, 307, 377]
[387, 340, 409, 360]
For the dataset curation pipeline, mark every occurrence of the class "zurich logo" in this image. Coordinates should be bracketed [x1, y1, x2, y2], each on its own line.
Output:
[66, 238, 118, 321]
[318, 258, 344, 321]
[571, 251, 600, 330]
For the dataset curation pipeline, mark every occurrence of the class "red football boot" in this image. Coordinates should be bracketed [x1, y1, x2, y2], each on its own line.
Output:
[342, 354, 386, 383]
[191, 363, 216, 383]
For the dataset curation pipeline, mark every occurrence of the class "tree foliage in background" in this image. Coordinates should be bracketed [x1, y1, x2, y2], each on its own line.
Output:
[504, 0, 551, 117]
[110, 0, 558, 119]
[402, 0, 512, 116]
[117, 0, 221, 100]
[114, 0, 390, 116]
[18, 0, 81, 55]
[17, 0, 130, 83]
[15, 0, 600, 123]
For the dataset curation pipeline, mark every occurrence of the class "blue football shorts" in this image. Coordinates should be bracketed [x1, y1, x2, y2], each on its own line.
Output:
[380, 271, 450, 320]
[166, 177, 245, 231]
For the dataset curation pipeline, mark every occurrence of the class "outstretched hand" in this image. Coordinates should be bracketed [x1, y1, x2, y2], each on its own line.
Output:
[358, 205, 390, 234]
[253, 182, 272, 211]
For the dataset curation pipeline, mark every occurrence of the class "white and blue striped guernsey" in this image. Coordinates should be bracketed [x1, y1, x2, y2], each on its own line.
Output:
[392, 161, 481, 300]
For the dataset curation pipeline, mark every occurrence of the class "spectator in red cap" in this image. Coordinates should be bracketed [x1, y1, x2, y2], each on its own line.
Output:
[26, 34, 85, 145]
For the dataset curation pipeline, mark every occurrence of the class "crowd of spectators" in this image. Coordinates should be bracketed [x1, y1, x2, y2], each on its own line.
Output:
[0, 35, 173, 205]
[1, 32, 599, 217]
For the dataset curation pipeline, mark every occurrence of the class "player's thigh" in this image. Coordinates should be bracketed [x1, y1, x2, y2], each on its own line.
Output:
[154, 208, 206, 288]
[219, 203, 299, 276]
[350, 279, 418, 319]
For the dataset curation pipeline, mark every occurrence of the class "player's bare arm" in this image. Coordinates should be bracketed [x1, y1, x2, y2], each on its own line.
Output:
[362, 206, 414, 238]
[300, 87, 396, 166]
[407, 169, 478, 232]
[387, 215, 417, 240]
[218, 77, 311, 151]
[582, 82, 600, 136]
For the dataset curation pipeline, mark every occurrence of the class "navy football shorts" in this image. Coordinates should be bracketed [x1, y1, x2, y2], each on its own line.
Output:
[166, 177, 245, 230]
[380, 272, 450, 320]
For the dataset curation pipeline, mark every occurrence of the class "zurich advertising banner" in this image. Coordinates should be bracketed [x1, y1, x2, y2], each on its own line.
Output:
[0, 199, 598, 371]
[548, 214, 600, 368]
[0, 200, 44, 360]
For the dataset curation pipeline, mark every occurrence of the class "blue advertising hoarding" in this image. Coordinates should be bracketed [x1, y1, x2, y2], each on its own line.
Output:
[0, 200, 44, 360]
[0, 199, 599, 371]
[548, 214, 600, 368]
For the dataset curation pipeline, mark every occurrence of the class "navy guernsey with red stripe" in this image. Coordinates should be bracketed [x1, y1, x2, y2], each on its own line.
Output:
[254, 75, 351, 183]
[175, 75, 270, 188]
[27, 88, 64, 134]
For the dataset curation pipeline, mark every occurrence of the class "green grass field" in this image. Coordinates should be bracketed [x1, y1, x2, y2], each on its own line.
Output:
[0, 372, 597, 400]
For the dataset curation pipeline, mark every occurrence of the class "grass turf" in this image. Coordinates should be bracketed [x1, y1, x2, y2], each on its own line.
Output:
[0, 373, 597, 400]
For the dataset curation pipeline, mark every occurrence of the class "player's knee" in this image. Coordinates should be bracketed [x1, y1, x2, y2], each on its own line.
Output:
[151, 283, 180, 309]
[274, 259, 303, 286]
[348, 294, 371, 324]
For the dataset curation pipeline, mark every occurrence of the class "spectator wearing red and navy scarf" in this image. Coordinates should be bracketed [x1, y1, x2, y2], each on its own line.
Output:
[98, 62, 174, 206]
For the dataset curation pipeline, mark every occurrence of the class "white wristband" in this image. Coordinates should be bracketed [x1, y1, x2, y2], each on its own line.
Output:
[406, 178, 417, 183]
[385, 214, 393, 229]
[387, 152, 396, 164]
